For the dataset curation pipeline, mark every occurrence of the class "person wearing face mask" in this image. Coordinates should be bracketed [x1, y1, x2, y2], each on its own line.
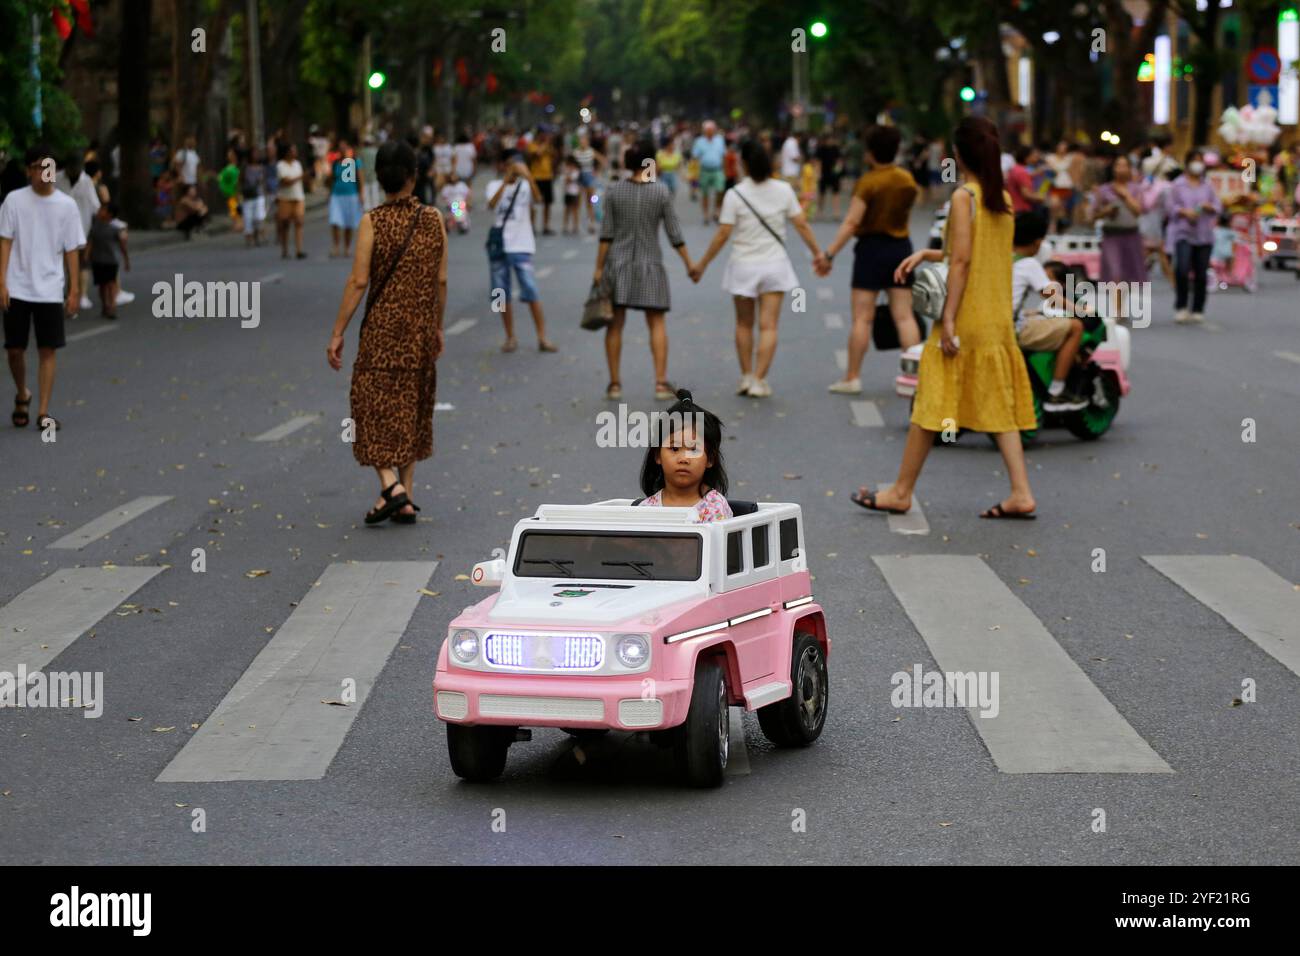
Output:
[1162, 150, 1221, 324]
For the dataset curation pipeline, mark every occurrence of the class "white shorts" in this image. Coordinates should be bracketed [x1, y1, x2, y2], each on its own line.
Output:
[241, 195, 266, 232]
[721, 254, 799, 298]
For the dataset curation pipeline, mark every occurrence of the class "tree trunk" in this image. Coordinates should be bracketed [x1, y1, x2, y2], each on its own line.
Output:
[262, 0, 310, 148]
[119, 0, 154, 228]
[1103, 0, 1170, 145]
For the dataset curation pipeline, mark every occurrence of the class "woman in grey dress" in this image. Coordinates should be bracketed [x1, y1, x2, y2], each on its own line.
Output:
[593, 139, 695, 401]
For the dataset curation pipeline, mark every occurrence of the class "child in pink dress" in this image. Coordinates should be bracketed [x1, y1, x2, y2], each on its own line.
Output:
[635, 388, 733, 522]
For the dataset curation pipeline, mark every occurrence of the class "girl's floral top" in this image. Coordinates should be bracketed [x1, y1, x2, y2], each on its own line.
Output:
[637, 488, 733, 523]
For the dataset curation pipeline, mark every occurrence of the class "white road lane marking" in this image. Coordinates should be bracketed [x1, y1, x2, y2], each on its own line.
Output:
[835, 348, 847, 372]
[850, 400, 884, 427]
[725, 708, 751, 776]
[823, 312, 844, 330]
[562, 248, 578, 260]
[48, 496, 174, 550]
[157, 560, 438, 782]
[65, 325, 119, 343]
[873, 555, 1172, 774]
[536, 266, 555, 279]
[257, 272, 284, 283]
[816, 287, 834, 301]
[878, 482, 928, 535]
[0, 566, 165, 673]
[1273, 350, 1300, 364]
[444, 318, 477, 336]
[250, 414, 320, 442]
[1144, 555, 1300, 678]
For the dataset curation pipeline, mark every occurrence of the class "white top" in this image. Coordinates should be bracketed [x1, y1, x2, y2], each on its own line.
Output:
[719, 177, 802, 262]
[57, 170, 101, 235]
[1012, 255, 1053, 332]
[485, 179, 535, 254]
[174, 148, 200, 185]
[434, 143, 453, 175]
[452, 143, 476, 179]
[276, 160, 305, 201]
[1046, 153, 1073, 190]
[1000, 152, 1015, 177]
[0, 186, 86, 303]
[780, 137, 802, 178]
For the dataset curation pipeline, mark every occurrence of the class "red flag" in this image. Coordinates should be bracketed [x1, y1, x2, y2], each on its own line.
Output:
[69, 0, 94, 36]
[485, 72, 498, 94]
[455, 57, 469, 88]
[51, 6, 73, 40]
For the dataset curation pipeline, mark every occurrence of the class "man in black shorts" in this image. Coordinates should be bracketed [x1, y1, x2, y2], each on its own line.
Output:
[1, 143, 85, 432]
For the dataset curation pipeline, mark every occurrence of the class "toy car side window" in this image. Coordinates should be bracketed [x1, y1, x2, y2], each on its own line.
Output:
[779, 518, 799, 561]
[751, 524, 770, 568]
[726, 530, 744, 576]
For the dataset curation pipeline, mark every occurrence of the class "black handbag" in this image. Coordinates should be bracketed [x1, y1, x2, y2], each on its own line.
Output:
[871, 302, 928, 351]
[485, 181, 522, 260]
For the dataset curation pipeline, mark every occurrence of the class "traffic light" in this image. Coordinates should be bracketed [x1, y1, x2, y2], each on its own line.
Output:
[368, 71, 386, 90]
[960, 86, 976, 102]
[810, 20, 828, 39]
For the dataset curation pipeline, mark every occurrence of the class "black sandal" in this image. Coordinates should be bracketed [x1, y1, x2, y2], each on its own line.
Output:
[850, 486, 908, 515]
[392, 502, 421, 525]
[12, 391, 31, 428]
[980, 503, 1037, 521]
[364, 482, 410, 525]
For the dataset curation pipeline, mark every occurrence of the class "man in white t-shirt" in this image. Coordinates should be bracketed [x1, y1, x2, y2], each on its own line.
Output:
[275, 143, 307, 259]
[485, 151, 555, 353]
[57, 160, 100, 310]
[1, 144, 86, 431]
[173, 136, 201, 186]
[689, 144, 824, 398]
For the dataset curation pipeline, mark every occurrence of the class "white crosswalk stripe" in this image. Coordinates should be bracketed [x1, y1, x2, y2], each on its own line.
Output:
[823, 312, 844, 330]
[876, 482, 928, 535]
[874, 555, 1172, 774]
[850, 400, 883, 427]
[444, 318, 477, 336]
[536, 266, 555, 279]
[66, 325, 119, 343]
[835, 348, 847, 372]
[562, 248, 578, 260]
[1145, 555, 1300, 678]
[0, 566, 165, 673]
[156, 561, 437, 782]
[48, 496, 174, 550]
[816, 287, 834, 301]
[251, 415, 320, 442]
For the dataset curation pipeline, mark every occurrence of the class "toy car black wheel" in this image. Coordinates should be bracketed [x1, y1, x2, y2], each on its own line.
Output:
[673, 658, 728, 788]
[1064, 370, 1120, 441]
[447, 724, 512, 782]
[758, 631, 828, 747]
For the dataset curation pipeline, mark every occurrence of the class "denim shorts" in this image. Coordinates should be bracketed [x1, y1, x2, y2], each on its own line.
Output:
[489, 252, 540, 303]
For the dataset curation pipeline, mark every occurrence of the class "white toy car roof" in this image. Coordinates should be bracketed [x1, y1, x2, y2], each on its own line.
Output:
[530, 499, 800, 528]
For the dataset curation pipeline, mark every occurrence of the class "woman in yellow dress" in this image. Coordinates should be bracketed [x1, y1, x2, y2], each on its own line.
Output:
[851, 116, 1039, 519]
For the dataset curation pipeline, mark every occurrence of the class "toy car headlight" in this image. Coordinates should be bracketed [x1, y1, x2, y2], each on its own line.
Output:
[451, 629, 480, 663]
[614, 634, 650, 668]
[1263, 240, 1278, 251]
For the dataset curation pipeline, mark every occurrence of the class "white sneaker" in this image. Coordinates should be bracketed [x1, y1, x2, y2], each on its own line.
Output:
[736, 374, 755, 395]
[115, 289, 135, 305]
[1174, 309, 1192, 324]
[827, 378, 862, 395]
[747, 378, 772, 398]
[79, 294, 92, 310]
[1189, 312, 1205, 323]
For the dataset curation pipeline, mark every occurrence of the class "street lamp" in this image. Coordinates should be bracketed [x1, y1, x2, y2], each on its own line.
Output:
[960, 86, 976, 103]
[810, 20, 828, 39]
[367, 71, 387, 90]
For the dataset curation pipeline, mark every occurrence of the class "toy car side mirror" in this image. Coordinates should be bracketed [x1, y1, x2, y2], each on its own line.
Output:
[471, 558, 506, 588]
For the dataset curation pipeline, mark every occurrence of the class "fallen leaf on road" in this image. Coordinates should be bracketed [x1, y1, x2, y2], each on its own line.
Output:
[938, 822, 954, 828]
[245, 569, 270, 578]
[153, 726, 175, 733]
[320, 699, 349, 707]
[454, 574, 470, 581]
[127, 716, 142, 722]
[782, 473, 802, 480]
[418, 588, 440, 597]
[1231, 698, 1243, 707]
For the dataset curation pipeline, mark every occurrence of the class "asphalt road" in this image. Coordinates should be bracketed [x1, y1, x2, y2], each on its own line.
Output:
[1, 179, 1297, 865]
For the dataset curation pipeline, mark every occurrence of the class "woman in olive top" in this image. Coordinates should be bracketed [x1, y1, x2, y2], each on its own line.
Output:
[815, 125, 922, 395]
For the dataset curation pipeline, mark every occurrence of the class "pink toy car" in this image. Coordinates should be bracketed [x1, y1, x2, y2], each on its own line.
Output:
[433, 499, 830, 787]
[1040, 232, 1102, 280]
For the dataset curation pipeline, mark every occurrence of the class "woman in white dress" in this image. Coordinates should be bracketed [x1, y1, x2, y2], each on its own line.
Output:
[691, 141, 824, 397]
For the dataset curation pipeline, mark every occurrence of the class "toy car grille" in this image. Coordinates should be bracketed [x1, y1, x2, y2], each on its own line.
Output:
[483, 632, 604, 672]
[479, 695, 605, 721]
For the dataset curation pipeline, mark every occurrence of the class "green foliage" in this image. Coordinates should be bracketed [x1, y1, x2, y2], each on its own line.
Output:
[0, 0, 85, 160]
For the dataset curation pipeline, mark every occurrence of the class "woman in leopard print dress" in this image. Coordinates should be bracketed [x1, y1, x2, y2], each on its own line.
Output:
[328, 140, 448, 524]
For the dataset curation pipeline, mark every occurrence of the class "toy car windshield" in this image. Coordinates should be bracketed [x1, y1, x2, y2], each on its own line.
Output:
[513, 529, 703, 581]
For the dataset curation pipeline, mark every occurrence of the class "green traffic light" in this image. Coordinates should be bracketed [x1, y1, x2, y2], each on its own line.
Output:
[960, 86, 976, 102]
[810, 21, 828, 39]
[368, 71, 386, 90]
